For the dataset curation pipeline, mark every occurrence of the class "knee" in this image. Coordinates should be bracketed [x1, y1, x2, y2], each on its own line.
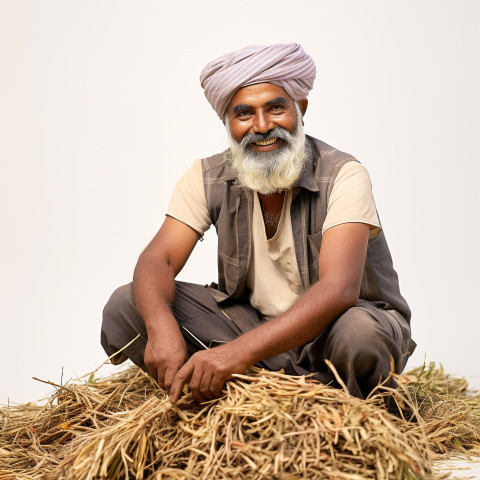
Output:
[101, 283, 146, 366]
[319, 307, 401, 397]
[327, 310, 390, 372]
[103, 283, 135, 325]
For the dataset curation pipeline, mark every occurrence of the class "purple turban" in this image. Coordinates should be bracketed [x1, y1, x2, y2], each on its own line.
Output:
[200, 43, 316, 121]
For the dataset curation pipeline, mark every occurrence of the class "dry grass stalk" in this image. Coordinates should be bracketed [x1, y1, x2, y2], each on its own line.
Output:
[0, 362, 478, 479]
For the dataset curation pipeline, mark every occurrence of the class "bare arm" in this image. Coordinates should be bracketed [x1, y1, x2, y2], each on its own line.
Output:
[232, 222, 369, 360]
[169, 222, 370, 403]
[133, 215, 200, 391]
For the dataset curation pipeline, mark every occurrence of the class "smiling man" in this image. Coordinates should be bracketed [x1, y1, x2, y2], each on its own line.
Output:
[101, 43, 415, 403]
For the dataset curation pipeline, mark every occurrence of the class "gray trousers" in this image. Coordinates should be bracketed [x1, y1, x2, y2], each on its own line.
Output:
[101, 282, 415, 399]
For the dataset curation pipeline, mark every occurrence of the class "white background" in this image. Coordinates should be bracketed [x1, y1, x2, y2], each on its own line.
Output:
[1, 1, 479, 409]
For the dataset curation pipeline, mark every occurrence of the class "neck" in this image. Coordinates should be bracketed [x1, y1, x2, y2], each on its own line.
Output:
[258, 191, 286, 239]
[258, 191, 286, 212]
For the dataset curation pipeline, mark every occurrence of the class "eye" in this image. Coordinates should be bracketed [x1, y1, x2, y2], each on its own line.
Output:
[236, 110, 253, 119]
[270, 104, 285, 113]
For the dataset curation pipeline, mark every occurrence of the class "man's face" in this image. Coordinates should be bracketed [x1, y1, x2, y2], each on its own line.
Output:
[225, 83, 299, 151]
[224, 83, 308, 195]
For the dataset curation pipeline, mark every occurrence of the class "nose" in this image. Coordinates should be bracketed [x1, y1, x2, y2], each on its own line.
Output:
[251, 110, 274, 134]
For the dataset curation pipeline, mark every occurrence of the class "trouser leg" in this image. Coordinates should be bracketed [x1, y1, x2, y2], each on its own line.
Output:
[282, 301, 414, 398]
[102, 284, 414, 399]
[101, 281, 288, 372]
[101, 283, 148, 369]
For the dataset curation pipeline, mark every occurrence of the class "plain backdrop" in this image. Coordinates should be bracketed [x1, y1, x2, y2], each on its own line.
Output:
[1, 1, 479, 409]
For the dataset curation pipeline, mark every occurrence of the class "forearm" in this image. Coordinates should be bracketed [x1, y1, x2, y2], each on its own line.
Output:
[133, 252, 178, 337]
[230, 223, 369, 365]
[133, 250, 190, 389]
[230, 279, 358, 365]
[168, 278, 360, 404]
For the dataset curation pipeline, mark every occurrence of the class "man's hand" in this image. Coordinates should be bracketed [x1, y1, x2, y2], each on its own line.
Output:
[168, 344, 249, 404]
[144, 325, 187, 394]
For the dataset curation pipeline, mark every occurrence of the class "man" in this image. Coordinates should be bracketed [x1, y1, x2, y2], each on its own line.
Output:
[101, 43, 415, 404]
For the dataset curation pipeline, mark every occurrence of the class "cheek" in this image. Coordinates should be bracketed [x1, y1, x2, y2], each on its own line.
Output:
[281, 113, 299, 132]
[230, 123, 248, 143]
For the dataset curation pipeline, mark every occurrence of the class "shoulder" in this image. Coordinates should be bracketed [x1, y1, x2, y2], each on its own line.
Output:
[167, 158, 212, 236]
[308, 136, 357, 164]
[200, 149, 239, 189]
[201, 150, 226, 171]
[335, 161, 372, 182]
[305, 135, 359, 181]
[330, 161, 376, 201]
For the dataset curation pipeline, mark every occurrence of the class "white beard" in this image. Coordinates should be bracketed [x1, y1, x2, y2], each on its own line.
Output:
[225, 107, 307, 195]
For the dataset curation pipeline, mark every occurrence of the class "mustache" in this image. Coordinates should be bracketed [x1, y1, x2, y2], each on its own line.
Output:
[239, 127, 293, 148]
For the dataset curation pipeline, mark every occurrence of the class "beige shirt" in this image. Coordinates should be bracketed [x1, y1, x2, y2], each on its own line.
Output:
[246, 189, 304, 317]
[167, 159, 381, 317]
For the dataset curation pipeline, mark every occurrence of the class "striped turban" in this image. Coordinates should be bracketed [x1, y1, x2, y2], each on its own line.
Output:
[200, 43, 316, 121]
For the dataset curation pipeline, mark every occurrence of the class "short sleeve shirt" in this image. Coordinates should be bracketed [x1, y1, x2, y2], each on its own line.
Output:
[167, 158, 381, 316]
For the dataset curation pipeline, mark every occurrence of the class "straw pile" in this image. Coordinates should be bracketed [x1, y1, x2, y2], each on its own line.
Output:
[0, 362, 479, 480]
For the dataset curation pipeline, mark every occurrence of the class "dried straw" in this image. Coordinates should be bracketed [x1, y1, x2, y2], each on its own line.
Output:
[0, 361, 478, 479]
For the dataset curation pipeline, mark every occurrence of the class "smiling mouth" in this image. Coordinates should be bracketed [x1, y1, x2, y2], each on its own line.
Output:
[252, 137, 278, 146]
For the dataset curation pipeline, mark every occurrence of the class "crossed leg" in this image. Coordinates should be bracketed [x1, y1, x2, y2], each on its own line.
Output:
[101, 282, 414, 399]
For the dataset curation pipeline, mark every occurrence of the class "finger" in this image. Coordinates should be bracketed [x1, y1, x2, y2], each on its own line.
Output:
[190, 377, 209, 403]
[192, 391, 209, 404]
[156, 366, 166, 389]
[169, 360, 194, 404]
[147, 364, 159, 385]
[198, 373, 216, 401]
[210, 375, 226, 398]
[164, 365, 181, 395]
[189, 366, 213, 403]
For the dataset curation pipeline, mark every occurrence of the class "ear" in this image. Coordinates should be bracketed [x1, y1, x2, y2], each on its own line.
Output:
[298, 99, 308, 116]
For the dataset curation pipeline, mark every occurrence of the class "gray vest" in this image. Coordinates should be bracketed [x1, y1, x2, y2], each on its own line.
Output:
[201, 136, 411, 322]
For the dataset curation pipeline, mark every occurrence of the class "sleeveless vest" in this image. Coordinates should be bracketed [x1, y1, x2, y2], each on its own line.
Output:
[201, 136, 411, 322]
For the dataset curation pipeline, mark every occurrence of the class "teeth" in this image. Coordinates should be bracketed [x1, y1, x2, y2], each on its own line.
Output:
[254, 137, 277, 146]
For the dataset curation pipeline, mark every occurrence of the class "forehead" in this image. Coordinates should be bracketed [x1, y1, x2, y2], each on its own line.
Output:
[228, 83, 294, 112]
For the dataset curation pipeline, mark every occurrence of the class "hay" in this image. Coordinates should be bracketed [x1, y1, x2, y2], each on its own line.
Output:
[0, 362, 479, 479]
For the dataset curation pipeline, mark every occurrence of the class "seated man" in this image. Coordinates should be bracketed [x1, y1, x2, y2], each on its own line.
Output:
[101, 43, 415, 404]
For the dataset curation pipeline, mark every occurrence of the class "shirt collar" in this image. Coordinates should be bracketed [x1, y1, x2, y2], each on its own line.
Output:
[295, 136, 319, 192]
